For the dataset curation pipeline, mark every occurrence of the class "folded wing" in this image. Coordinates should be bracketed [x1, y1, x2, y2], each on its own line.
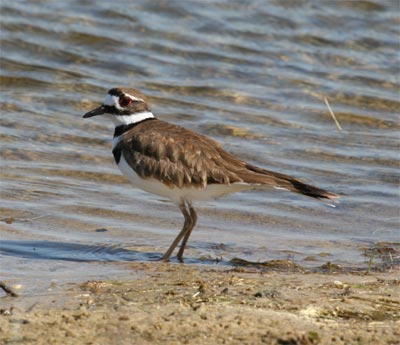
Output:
[117, 120, 338, 200]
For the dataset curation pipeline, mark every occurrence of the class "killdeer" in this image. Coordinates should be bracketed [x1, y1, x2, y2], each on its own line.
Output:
[83, 87, 338, 261]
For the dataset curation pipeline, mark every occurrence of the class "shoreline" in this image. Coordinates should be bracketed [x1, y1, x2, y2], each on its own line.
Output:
[1, 262, 399, 344]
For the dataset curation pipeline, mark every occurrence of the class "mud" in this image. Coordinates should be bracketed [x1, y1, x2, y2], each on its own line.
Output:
[1, 263, 399, 345]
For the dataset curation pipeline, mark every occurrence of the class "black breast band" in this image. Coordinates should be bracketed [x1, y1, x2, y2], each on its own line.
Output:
[113, 118, 156, 138]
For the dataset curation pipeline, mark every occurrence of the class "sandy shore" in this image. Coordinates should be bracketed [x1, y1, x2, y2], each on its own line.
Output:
[1, 262, 399, 345]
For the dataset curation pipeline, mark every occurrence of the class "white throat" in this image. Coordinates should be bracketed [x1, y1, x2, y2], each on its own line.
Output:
[107, 111, 155, 127]
[111, 111, 155, 150]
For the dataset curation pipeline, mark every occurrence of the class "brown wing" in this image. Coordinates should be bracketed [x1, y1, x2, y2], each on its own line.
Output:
[118, 119, 338, 199]
[117, 120, 245, 188]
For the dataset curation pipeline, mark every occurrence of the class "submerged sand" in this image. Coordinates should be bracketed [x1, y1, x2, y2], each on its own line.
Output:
[1, 263, 399, 345]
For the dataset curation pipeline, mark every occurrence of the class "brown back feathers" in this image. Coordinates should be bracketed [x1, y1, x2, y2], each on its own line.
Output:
[115, 119, 338, 200]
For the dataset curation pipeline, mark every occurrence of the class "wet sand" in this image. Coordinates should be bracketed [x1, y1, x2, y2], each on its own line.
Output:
[1, 263, 399, 345]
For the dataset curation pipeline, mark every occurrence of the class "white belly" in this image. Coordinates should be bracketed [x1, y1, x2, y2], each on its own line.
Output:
[117, 154, 253, 204]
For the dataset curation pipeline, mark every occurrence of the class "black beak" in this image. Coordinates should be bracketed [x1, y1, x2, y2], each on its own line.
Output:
[83, 105, 106, 118]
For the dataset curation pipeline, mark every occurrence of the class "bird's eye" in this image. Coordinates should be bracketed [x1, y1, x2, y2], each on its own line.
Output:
[119, 97, 133, 107]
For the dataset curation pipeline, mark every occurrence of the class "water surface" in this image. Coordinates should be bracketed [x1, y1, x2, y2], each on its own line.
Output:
[1, 0, 399, 293]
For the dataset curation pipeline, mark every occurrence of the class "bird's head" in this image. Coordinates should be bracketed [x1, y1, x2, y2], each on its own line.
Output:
[83, 87, 153, 126]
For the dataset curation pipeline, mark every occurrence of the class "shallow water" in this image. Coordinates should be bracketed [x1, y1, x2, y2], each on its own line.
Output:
[1, 0, 399, 292]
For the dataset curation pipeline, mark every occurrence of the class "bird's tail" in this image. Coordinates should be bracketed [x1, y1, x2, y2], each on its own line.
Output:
[243, 163, 339, 200]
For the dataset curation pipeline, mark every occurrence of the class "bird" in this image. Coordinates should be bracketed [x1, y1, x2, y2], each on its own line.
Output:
[83, 87, 338, 262]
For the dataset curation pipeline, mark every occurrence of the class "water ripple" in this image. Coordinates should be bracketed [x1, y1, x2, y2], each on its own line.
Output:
[1, 0, 399, 282]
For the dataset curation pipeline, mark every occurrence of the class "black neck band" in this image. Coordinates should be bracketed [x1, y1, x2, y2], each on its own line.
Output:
[113, 118, 156, 137]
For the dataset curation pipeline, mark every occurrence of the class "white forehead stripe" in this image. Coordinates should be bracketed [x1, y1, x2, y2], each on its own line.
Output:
[104, 94, 120, 108]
